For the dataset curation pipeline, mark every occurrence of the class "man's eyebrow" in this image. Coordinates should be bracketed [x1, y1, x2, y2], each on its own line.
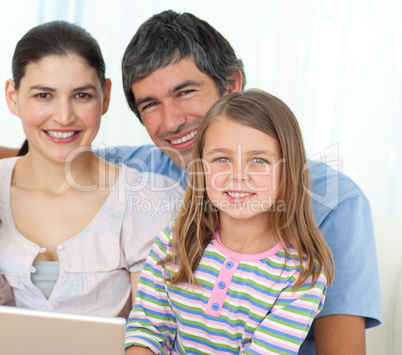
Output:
[171, 80, 201, 93]
[136, 80, 202, 107]
[136, 95, 156, 107]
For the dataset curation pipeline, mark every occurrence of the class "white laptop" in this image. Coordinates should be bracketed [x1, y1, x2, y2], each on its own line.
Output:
[0, 306, 126, 355]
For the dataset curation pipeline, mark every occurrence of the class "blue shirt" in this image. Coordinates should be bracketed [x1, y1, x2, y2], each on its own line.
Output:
[97, 145, 382, 354]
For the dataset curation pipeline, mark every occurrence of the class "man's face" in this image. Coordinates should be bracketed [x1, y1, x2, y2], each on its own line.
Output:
[131, 58, 222, 169]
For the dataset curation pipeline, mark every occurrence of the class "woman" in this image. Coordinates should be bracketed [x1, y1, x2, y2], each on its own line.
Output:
[0, 21, 182, 318]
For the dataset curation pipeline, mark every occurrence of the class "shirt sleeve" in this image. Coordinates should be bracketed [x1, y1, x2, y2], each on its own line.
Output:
[241, 272, 327, 355]
[125, 228, 177, 354]
[121, 170, 183, 274]
[317, 194, 382, 327]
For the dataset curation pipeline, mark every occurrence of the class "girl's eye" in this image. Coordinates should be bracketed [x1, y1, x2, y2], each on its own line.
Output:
[213, 157, 230, 163]
[251, 157, 268, 164]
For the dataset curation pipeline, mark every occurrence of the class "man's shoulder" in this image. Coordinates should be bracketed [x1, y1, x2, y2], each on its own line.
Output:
[309, 160, 366, 202]
[96, 144, 163, 164]
[308, 160, 368, 224]
[96, 145, 187, 187]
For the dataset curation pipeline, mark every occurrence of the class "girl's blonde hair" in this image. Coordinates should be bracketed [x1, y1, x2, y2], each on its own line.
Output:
[168, 89, 334, 290]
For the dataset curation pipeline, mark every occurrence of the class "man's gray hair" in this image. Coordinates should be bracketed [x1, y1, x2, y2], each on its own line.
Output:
[122, 10, 246, 122]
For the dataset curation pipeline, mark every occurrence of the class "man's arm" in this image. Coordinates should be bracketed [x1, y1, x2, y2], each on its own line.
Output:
[130, 271, 141, 305]
[314, 315, 365, 355]
[305, 162, 381, 354]
[0, 146, 19, 159]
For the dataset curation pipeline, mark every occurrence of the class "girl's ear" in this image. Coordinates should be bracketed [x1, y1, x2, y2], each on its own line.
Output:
[5, 79, 19, 116]
[226, 70, 243, 93]
[102, 79, 112, 115]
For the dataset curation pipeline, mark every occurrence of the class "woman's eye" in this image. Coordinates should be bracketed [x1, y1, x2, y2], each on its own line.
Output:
[75, 93, 91, 99]
[35, 93, 51, 99]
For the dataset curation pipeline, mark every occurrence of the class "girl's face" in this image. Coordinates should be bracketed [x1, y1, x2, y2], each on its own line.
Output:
[202, 116, 283, 225]
[5, 53, 111, 164]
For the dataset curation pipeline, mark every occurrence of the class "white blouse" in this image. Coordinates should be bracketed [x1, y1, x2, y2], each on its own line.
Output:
[0, 157, 183, 318]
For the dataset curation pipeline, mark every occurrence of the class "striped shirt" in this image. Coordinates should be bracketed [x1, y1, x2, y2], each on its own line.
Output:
[126, 223, 327, 354]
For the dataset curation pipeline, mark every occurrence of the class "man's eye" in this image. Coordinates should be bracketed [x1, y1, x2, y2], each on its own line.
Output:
[142, 102, 158, 111]
[178, 89, 195, 97]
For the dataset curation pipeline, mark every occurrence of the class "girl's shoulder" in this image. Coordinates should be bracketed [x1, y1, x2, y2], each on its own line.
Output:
[156, 220, 176, 243]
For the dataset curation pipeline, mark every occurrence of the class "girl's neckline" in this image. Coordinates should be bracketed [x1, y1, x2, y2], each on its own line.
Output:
[212, 230, 283, 261]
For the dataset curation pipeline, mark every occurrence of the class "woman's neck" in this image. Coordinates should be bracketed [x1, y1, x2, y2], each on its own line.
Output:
[13, 150, 115, 194]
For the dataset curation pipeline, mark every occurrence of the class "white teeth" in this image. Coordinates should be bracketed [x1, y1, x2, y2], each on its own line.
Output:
[227, 192, 252, 198]
[46, 131, 76, 139]
[170, 130, 197, 145]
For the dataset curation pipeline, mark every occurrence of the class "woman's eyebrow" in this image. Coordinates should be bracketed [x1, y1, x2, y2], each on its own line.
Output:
[29, 85, 55, 91]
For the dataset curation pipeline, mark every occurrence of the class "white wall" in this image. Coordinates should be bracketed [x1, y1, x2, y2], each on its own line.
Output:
[1, 0, 401, 217]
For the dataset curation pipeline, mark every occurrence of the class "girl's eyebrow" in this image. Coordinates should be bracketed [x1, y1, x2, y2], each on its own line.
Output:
[204, 148, 231, 156]
[247, 149, 279, 157]
[204, 148, 279, 157]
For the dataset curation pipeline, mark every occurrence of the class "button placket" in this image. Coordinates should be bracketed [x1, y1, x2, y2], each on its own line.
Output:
[205, 259, 240, 317]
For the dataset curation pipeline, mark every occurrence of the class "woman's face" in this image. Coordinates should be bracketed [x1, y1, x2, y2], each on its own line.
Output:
[6, 53, 111, 164]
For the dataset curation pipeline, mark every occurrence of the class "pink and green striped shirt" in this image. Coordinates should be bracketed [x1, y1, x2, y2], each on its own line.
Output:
[125, 223, 327, 354]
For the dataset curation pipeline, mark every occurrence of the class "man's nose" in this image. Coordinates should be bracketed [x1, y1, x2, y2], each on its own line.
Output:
[162, 102, 186, 133]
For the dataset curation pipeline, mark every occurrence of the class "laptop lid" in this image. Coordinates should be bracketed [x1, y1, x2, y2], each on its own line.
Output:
[0, 306, 126, 355]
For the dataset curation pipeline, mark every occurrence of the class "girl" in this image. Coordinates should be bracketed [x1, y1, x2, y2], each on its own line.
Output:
[125, 89, 334, 354]
[0, 21, 182, 318]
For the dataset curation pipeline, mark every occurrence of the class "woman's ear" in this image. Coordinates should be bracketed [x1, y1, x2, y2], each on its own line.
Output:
[226, 70, 243, 93]
[5, 79, 19, 116]
[102, 78, 112, 115]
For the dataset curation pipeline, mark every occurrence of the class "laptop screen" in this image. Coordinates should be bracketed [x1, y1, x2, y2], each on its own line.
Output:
[0, 306, 126, 355]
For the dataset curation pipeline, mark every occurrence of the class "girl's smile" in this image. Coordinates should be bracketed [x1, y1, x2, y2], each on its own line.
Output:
[202, 116, 283, 225]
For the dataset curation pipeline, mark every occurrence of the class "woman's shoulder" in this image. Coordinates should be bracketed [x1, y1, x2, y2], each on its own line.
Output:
[0, 157, 19, 186]
[118, 165, 184, 206]
[124, 165, 184, 192]
[0, 157, 19, 168]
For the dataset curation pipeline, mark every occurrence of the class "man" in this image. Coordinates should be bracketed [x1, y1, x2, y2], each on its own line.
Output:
[100, 11, 381, 354]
